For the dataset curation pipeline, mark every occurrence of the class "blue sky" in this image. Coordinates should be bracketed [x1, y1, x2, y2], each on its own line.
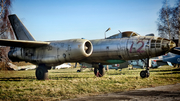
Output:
[11, 0, 176, 41]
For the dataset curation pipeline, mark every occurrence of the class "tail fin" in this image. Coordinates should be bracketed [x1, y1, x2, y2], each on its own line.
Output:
[8, 14, 36, 41]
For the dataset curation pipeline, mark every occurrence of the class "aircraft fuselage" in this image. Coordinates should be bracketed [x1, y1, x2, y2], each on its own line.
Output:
[8, 35, 175, 66]
[80, 35, 175, 65]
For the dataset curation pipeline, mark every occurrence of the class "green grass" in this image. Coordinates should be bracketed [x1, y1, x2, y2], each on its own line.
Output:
[0, 66, 180, 100]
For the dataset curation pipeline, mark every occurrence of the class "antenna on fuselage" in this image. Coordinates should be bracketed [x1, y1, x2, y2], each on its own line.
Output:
[105, 27, 111, 39]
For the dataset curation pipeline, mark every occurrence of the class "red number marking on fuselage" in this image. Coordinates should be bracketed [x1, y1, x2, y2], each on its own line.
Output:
[130, 41, 144, 53]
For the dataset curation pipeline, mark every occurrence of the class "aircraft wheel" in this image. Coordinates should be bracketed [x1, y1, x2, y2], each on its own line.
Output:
[99, 66, 105, 77]
[140, 71, 146, 78]
[94, 68, 98, 76]
[94, 65, 105, 77]
[36, 66, 48, 80]
[140, 70, 149, 78]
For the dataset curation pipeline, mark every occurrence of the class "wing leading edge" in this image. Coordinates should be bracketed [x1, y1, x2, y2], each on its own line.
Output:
[0, 39, 50, 48]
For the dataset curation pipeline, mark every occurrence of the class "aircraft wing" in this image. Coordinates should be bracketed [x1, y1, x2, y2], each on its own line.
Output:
[0, 39, 50, 48]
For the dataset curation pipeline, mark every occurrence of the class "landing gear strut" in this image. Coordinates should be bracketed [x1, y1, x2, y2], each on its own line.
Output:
[77, 66, 83, 72]
[140, 58, 150, 78]
[94, 64, 105, 77]
[36, 64, 49, 80]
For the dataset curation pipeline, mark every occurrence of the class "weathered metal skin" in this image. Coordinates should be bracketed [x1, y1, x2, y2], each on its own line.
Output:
[8, 39, 93, 66]
[80, 34, 176, 65]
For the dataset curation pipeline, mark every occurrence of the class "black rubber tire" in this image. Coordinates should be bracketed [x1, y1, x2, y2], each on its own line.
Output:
[94, 65, 105, 77]
[140, 70, 150, 78]
[94, 68, 98, 76]
[36, 66, 48, 80]
[140, 70, 147, 78]
[98, 65, 105, 77]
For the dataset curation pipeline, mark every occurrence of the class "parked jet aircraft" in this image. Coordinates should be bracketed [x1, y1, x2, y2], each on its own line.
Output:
[0, 14, 178, 80]
[162, 52, 180, 65]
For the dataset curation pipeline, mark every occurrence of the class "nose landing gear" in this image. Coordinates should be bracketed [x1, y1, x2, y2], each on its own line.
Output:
[140, 58, 150, 78]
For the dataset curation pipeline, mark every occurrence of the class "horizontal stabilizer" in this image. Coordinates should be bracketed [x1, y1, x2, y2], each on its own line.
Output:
[0, 39, 50, 48]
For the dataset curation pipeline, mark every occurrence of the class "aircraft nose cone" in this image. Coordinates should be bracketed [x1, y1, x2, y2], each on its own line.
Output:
[161, 39, 176, 52]
[149, 37, 176, 57]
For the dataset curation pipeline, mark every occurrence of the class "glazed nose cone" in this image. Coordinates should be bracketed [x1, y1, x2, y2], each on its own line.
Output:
[161, 39, 176, 53]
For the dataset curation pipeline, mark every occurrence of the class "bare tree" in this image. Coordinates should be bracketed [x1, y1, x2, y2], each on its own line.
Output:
[178, 0, 180, 47]
[0, 0, 14, 39]
[171, 0, 180, 46]
[0, 0, 14, 70]
[157, 0, 180, 45]
[159, 0, 180, 68]
[157, 0, 173, 39]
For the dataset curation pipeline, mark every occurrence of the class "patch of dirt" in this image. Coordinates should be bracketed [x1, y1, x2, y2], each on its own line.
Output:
[64, 83, 180, 101]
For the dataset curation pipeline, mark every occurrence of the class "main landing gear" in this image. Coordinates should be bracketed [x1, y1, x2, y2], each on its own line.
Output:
[94, 64, 105, 77]
[35, 64, 50, 80]
[140, 58, 150, 78]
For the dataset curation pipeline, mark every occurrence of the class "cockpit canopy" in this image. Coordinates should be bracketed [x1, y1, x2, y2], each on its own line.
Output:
[106, 31, 139, 39]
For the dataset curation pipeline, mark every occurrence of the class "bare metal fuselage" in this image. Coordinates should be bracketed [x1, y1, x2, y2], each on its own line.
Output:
[81, 35, 175, 65]
[8, 35, 175, 66]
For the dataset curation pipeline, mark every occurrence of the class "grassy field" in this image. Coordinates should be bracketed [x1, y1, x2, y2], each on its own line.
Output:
[0, 66, 180, 100]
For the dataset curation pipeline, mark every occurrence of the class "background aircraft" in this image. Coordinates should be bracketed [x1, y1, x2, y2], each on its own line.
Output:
[0, 14, 178, 80]
[55, 63, 71, 69]
[129, 58, 172, 69]
[162, 52, 180, 65]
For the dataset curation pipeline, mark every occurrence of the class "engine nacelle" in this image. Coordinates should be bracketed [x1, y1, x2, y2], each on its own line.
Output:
[8, 39, 93, 65]
[42, 39, 93, 63]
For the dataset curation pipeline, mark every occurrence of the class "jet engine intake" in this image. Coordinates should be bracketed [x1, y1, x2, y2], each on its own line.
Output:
[61, 39, 93, 61]
[84, 41, 93, 56]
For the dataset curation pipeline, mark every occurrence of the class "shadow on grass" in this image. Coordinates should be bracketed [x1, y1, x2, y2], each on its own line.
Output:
[51, 71, 93, 74]
[150, 69, 180, 73]
[49, 76, 94, 80]
[107, 73, 126, 76]
[0, 74, 94, 81]
[0, 76, 36, 81]
[50, 72, 75, 73]
[157, 72, 180, 75]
